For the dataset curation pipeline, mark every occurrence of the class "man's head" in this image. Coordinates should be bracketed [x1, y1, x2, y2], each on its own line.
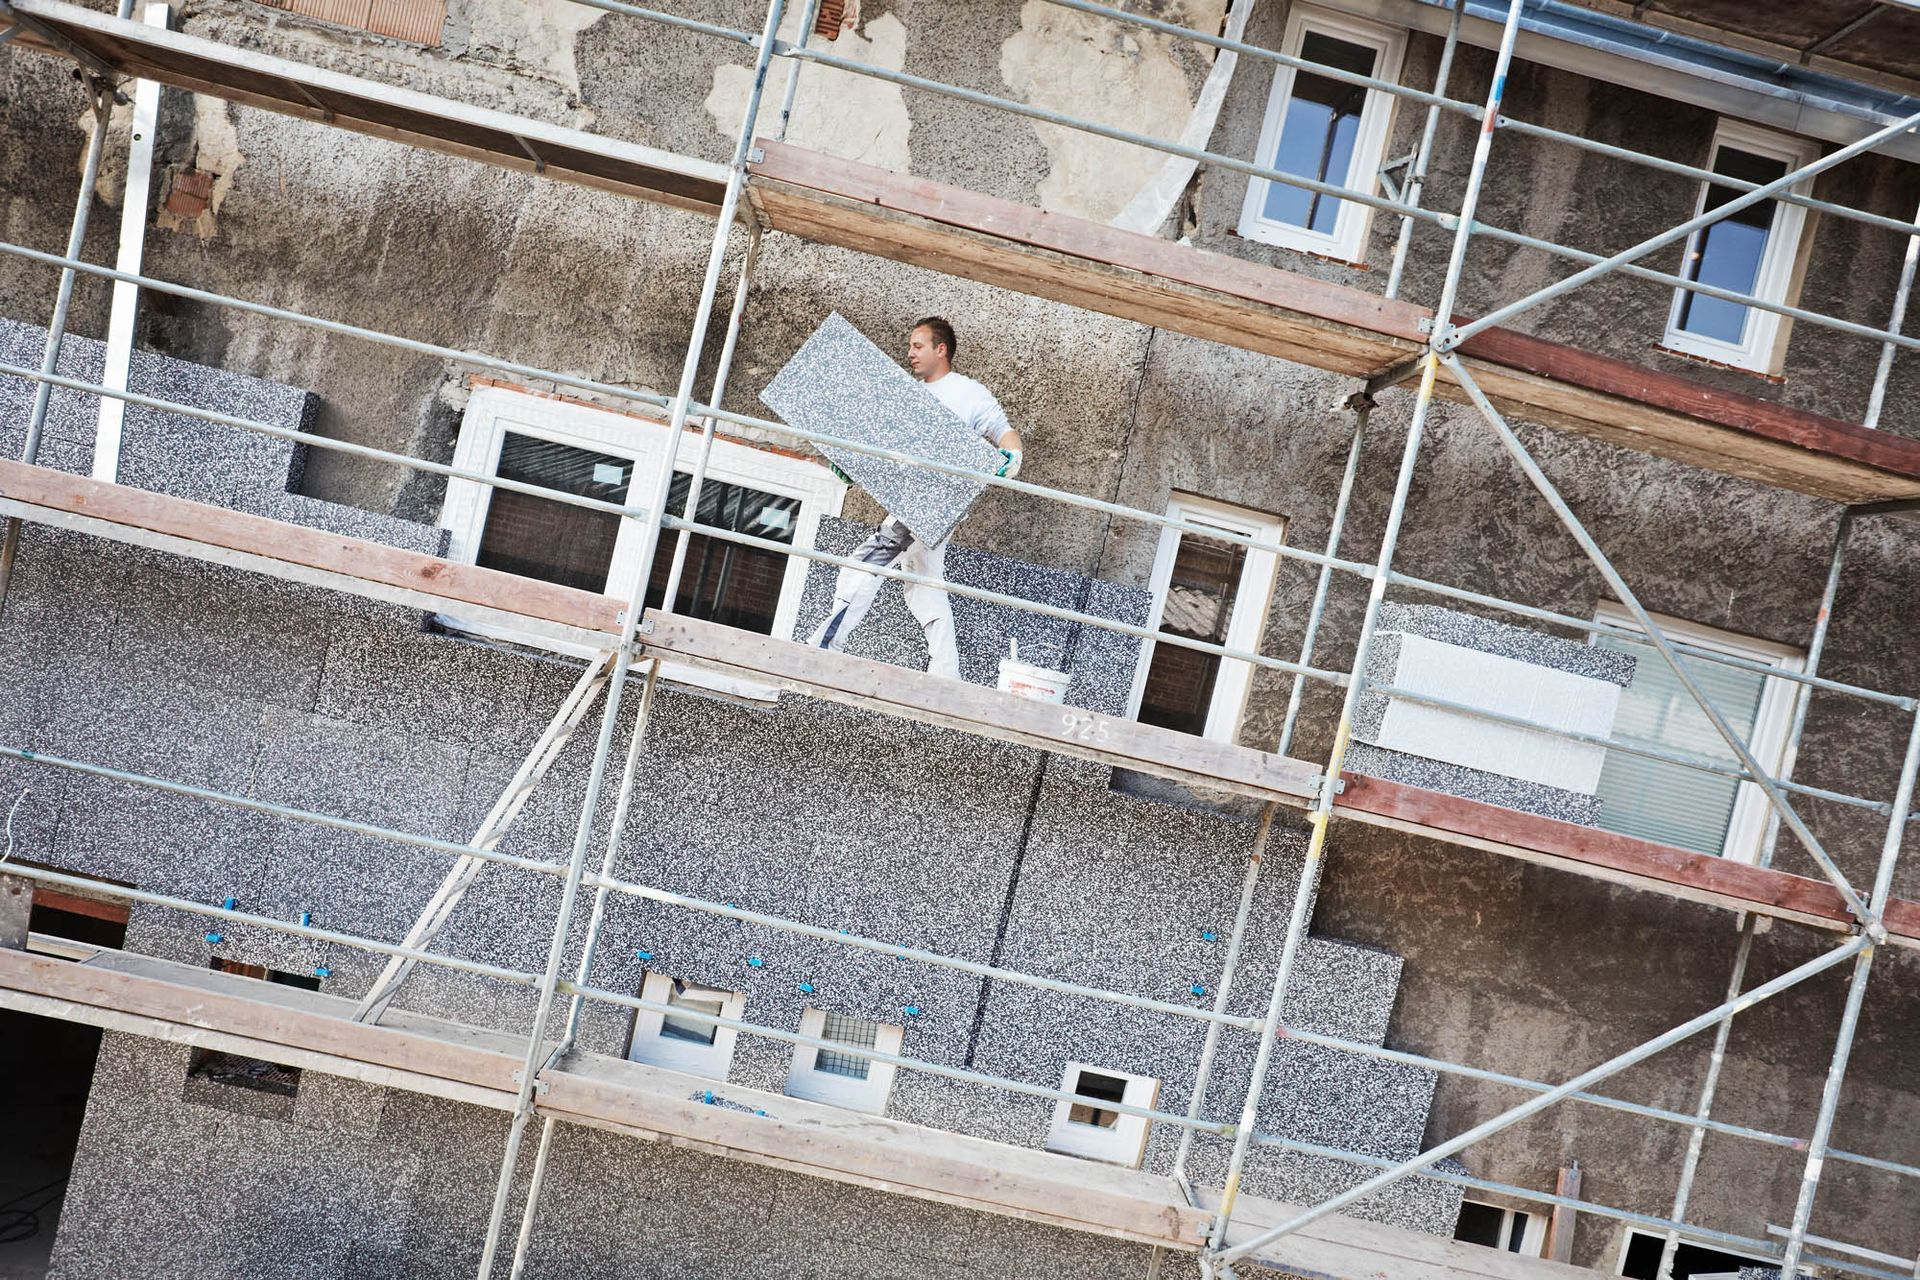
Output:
[907, 316, 957, 381]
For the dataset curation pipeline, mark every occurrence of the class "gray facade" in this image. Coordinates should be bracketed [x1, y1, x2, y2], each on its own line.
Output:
[4, 1, 1920, 1277]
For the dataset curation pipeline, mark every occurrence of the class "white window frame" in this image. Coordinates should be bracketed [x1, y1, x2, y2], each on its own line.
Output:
[627, 972, 745, 1079]
[1127, 494, 1285, 744]
[1044, 1062, 1159, 1167]
[1454, 1200, 1548, 1258]
[440, 385, 844, 698]
[1613, 1226, 1774, 1278]
[1238, 5, 1406, 263]
[1591, 603, 1804, 864]
[784, 1008, 902, 1114]
[1661, 119, 1817, 374]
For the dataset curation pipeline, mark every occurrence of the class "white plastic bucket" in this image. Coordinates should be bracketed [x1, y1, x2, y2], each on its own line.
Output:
[998, 657, 1069, 703]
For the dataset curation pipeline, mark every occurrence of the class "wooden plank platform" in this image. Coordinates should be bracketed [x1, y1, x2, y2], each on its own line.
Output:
[0, 941, 1601, 1280]
[1333, 771, 1870, 935]
[6, 0, 730, 216]
[746, 142, 1920, 504]
[639, 612, 1322, 804]
[4, 457, 1915, 944]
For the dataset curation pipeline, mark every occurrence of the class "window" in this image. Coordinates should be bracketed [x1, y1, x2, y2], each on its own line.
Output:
[784, 1008, 903, 1113]
[1662, 121, 1816, 373]
[443, 386, 843, 694]
[1454, 1201, 1546, 1257]
[1129, 495, 1284, 742]
[1044, 1063, 1159, 1167]
[1589, 604, 1803, 862]
[1617, 1227, 1773, 1278]
[186, 959, 323, 1119]
[627, 972, 745, 1079]
[1239, 6, 1405, 263]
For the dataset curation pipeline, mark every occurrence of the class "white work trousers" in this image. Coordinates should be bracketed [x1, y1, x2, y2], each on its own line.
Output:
[807, 516, 959, 679]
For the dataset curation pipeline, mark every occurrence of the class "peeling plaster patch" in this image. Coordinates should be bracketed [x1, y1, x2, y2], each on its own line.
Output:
[455, 0, 603, 100]
[704, 13, 910, 173]
[1000, 1, 1214, 222]
[157, 95, 244, 238]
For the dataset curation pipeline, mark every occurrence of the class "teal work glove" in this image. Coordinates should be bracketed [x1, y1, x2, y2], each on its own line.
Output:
[996, 447, 1023, 479]
[828, 460, 853, 486]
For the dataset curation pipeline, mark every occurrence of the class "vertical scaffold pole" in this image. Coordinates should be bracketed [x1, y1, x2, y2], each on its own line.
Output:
[1176, 392, 1374, 1199]
[774, 0, 825, 143]
[1276, 394, 1372, 760]
[472, 3, 788, 1275]
[1383, 0, 1465, 301]
[1201, 6, 1525, 1266]
[0, 79, 113, 616]
[505, 658, 660, 1280]
[1657, 509, 1853, 1280]
[1779, 707, 1920, 1278]
[659, 223, 763, 612]
[1865, 197, 1920, 430]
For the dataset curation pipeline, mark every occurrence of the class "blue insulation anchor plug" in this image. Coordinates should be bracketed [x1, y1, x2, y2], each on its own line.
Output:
[1190, 983, 1207, 997]
[746, 956, 764, 968]
[222, 896, 237, 912]
[703, 1090, 715, 1105]
[313, 966, 331, 979]
[903, 1005, 922, 1018]
[1201, 929, 1217, 942]
[635, 949, 654, 961]
[754, 1109, 765, 1117]
[797, 982, 815, 994]
[299, 911, 312, 928]
[205, 932, 223, 945]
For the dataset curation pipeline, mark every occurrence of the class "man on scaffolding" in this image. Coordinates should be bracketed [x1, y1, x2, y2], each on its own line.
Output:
[806, 316, 1024, 680]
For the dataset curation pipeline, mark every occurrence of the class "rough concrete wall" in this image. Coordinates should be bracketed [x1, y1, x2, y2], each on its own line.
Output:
[52, 1032, 1305, 1279]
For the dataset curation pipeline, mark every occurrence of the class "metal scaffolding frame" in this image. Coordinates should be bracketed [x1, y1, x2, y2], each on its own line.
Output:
[4, 0, 1920, 1277]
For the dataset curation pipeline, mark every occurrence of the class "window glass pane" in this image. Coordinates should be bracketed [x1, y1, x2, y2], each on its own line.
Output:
[477, 433, 631, 592]
[660, 982, 724, 1045]
[1620, 1231, 1770, 1278]
[1067, 1069, 1130, 1128]
[1675, 147, 1790, 345]
[1593, 637, 1769, 856]
[1140, 530, 1247, 736]
[1452, 1202, 1506, 1250]
[644, 472, 799, 634]
[815, 1011, 880, 1080]
[1263, 32, 1377, 234]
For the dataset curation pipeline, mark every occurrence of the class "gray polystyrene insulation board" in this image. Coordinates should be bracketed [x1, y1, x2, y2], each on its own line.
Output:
[759, 312, 1003, 546]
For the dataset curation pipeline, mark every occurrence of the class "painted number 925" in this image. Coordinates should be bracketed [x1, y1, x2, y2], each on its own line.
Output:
[1060, 711, 1111, 744]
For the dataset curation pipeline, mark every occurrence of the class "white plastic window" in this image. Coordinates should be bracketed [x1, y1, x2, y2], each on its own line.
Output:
[1044, 1063, 1159, 1167]
[1453, 1200, 1546, 1257]
[1662, 120, 1817, 373]
[627, 972, 745, 1079]
[1238, 5, 1406, 263]
[1129, 495, 1285, 743]
[1589, 604, 1803, 862]
[440, 385, 843, 696]
[784, 1008, 902, 1114]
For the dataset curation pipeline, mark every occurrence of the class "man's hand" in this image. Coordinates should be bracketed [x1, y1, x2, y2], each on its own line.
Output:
[996, 448, 1023, 480]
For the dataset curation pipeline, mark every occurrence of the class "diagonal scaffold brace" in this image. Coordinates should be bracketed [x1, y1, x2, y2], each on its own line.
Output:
[352, 650, 619, 1026]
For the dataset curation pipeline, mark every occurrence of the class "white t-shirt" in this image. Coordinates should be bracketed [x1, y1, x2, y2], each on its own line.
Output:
[924, 371, 1013, 448]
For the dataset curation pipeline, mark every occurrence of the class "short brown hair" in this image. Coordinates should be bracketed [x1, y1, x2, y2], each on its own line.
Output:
[914, 316, 957, 362]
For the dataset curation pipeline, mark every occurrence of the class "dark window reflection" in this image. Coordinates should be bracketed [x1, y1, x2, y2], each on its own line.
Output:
[1264, 31, 1379, 234]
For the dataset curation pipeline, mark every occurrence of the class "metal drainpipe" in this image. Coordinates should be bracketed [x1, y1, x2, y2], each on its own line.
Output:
[0, 80, 114, 619]
[1384, 0, 1466, 301]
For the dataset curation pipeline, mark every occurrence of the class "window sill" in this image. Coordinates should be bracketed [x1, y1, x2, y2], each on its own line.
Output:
[1226, 227, 1373, 272]
[1652, 343, 1787, 384]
